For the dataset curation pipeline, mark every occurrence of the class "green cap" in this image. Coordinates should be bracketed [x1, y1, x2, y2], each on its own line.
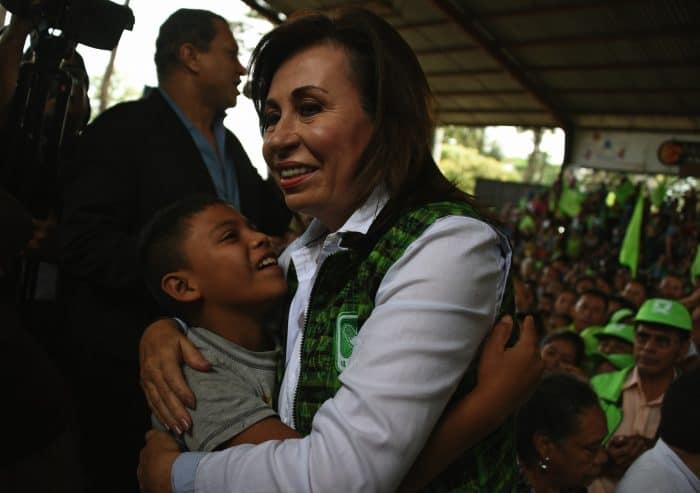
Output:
[610, 308, 634, 324]
[634, 298, 692, 331]
[595, 323, 635, 344]
[603, 353, 635, 370]
[589, 351, 635, 372]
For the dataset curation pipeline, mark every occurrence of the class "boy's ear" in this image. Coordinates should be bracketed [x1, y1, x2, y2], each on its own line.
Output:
[161, 271, 201, 303]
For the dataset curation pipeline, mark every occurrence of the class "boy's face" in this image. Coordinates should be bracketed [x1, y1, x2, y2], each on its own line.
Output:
[181, 204, 287, 309]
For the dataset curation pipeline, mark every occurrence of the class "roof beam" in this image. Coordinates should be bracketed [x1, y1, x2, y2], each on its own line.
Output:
[473, 0, 655, 21]
[434, 88, 700, 96]
[573, 110, 700, 117]
[530, 60, 700, 72]
[414, 44, 480, 56]
[425, 59, 698, 77]
[426, 68, 504, 77]
[433, 89, 526, 96]
[437, 108, 548, 114]
[430, 0, 570, 129]
[507, 25, 700, 48]
[393, 19, 450, 31]
[551, 87, 700, 95]
[238, 0, 285, 24]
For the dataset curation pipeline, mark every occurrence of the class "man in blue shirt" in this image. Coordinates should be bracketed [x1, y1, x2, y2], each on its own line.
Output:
[58, 9, 290, 493]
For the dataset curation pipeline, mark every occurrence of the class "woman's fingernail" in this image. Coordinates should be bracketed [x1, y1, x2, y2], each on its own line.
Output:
[174, 425, 182, 435]
[181, 418, 190, 432]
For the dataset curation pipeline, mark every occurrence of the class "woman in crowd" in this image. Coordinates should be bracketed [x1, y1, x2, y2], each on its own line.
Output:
[516, 373, 608, 493]
[137, 8, 541, 493]
[540, 331, 586, 377]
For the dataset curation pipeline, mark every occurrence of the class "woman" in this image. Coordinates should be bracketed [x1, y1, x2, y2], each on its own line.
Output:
[516, 374, 608, 493]
[139, 8, 541, 493]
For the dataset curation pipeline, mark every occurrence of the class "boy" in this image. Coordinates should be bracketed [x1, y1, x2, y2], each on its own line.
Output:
[138, 195, 542, 492]
[139, 195, 299, 451]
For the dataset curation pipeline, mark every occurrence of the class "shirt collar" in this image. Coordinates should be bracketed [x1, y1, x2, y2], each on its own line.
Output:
[623, 366, 677, 405]
[285, 184, 390, 253]
[158, 87, 226, 132]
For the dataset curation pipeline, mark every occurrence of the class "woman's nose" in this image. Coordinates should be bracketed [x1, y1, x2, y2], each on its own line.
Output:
[265, 116, 300, 157]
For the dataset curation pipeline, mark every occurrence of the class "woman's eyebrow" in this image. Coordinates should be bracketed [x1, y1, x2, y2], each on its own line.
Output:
[291, 85, 329, 98]
[264, 85, 328, 108]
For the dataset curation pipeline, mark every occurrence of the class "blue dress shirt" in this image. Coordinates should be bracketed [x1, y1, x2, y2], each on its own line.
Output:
[158, 88, 240, 209]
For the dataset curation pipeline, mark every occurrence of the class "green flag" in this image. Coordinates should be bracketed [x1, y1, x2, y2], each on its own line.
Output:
[691, 244, 700, 284]
[559, 181, 583, 217]
[618, 192, 644, 278]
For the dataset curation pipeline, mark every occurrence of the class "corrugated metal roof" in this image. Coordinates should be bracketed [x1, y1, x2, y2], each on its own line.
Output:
[246, 0, 700, 132]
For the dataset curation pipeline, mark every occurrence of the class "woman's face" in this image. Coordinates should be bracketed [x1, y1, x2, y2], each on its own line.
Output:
[262, 43, 374, 231]
[542, 405, 608, 488]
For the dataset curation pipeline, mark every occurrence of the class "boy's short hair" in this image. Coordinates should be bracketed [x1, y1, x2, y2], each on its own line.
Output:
[138, 195, 228, 313]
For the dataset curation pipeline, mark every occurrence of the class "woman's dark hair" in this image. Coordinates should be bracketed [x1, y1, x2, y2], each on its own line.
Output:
[516, 373, 599, 466]
[540, 331, 586, 367]
[154, 9, 227, 82]
[249, 8, 472, 223]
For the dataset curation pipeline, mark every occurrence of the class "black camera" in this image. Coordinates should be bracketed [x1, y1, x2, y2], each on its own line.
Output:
[1, 0, 134, 218]
[1, 0, 134, 50]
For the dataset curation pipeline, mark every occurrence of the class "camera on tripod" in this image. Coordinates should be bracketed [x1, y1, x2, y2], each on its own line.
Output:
[0, 0, 134, 219]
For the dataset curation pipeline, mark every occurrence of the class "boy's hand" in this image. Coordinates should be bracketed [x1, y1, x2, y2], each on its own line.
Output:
[138, 430, 180, 493]
[139, 318, 211, 433]
[477, 315, 543, 415]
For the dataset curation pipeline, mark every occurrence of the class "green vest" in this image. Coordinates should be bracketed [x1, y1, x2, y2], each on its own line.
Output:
[590, 366, 633, 442]
[286, 201, 518, 492]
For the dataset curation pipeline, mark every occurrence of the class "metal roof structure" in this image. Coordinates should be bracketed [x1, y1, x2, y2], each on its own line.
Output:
[242, 0, 700, 134]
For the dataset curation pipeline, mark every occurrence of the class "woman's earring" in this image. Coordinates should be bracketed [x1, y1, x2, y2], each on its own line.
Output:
[538, 456, 551, 472]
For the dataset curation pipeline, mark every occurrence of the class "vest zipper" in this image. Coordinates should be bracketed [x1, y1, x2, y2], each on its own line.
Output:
[291, 253, 334, 430]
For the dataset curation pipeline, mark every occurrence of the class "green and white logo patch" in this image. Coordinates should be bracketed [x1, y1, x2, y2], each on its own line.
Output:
[335, 312, 358, 372]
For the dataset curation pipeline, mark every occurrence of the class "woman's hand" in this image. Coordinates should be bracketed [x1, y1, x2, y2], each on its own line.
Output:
[476, 314, 543, 416]
[137, 430, 180, 493]
[139, 318, 211, 433]
[397, 315, 543, 493]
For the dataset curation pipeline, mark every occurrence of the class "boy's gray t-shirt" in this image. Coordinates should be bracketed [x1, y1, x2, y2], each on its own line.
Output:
[153, 326, 279, 452]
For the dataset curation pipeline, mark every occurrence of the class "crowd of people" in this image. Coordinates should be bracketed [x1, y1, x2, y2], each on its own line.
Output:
[1, 4, 699, 493]
[501, 177, 700, 491]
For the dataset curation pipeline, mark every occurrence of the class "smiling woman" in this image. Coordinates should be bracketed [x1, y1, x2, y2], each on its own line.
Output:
[138, 8, 542, 493]
[261, 43, 374, 230]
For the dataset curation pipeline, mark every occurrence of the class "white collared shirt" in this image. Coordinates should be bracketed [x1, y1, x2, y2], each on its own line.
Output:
[173, 188, 512, 493]
[615, 439, 700, 493]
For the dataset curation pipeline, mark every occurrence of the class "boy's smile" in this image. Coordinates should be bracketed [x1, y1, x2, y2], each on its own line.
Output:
[181, 203, 287, 312]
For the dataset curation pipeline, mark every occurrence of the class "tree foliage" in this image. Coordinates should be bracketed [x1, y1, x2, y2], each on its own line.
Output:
[439, 143, 520, 194]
